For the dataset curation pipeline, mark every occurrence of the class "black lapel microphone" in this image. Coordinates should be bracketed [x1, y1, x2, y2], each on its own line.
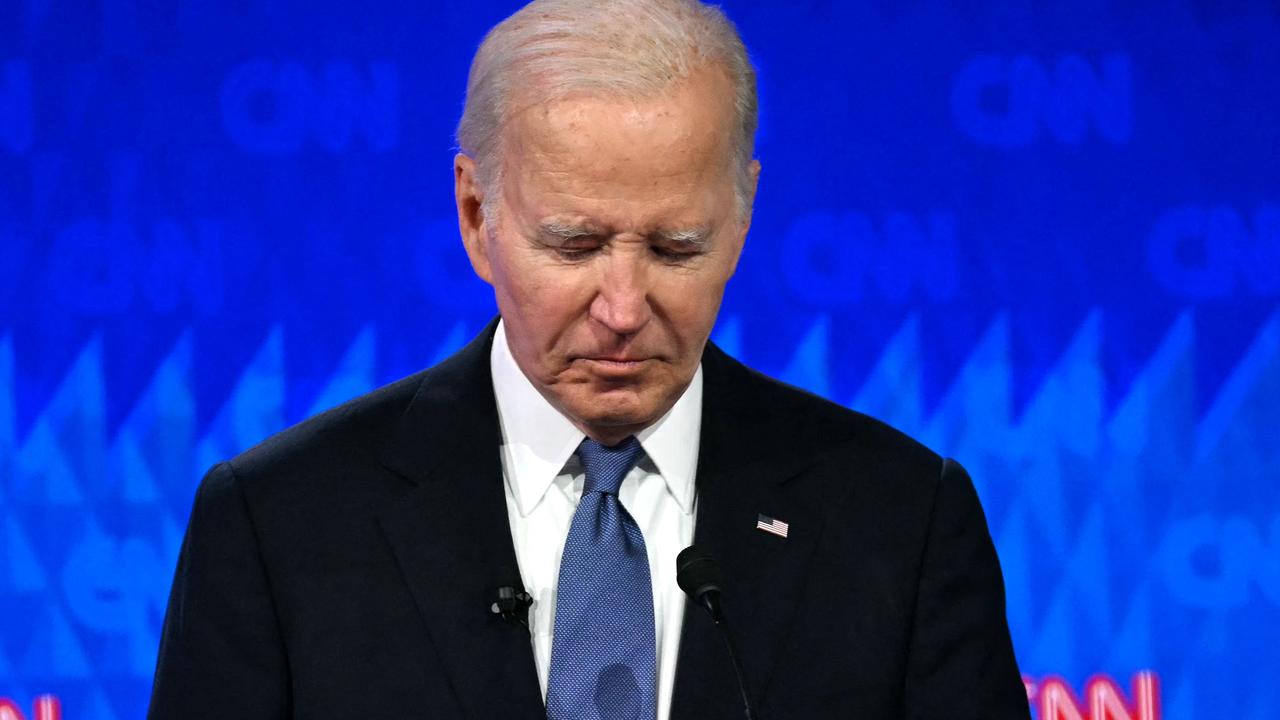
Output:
[677, 546, 758, 720]
[490, 585, 533, 629]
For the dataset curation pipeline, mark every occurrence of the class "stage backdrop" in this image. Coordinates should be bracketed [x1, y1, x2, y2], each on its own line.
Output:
[2, 1, 1278, 718]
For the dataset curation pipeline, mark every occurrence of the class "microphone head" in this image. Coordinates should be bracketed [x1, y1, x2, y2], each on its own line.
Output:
[676, 545, 723, 599]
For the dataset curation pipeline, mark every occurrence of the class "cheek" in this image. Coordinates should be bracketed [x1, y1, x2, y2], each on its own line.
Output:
[490, 248, 555, 308]
[497, 265, 593, 345]
[656, 272, 729, 326]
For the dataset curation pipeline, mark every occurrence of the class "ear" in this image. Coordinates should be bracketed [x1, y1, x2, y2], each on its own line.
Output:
[454, 152, 494, 284]
[727, 159, 761, 277]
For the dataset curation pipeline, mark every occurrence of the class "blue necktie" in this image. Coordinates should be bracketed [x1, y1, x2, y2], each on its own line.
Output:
[546, 436, 657, 720]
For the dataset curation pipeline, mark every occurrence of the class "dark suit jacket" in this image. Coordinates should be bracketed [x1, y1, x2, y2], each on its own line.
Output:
[149, 321, 1030, 719]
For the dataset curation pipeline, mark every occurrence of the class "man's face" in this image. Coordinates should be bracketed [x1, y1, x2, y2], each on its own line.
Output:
[455, 66, 757, 445]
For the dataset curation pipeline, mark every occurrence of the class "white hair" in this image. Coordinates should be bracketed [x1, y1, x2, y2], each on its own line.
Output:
[456, 0, 759, 218]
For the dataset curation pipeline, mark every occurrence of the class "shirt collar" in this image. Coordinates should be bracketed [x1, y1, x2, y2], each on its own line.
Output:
[490, 319, 701, 517]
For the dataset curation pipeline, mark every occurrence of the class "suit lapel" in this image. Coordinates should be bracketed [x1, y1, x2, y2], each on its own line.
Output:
[376, 320, 544, 718]
[671, 343, 830, 719]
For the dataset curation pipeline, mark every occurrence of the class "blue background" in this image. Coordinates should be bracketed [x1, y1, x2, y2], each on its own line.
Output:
[2, 1, 1279, 718]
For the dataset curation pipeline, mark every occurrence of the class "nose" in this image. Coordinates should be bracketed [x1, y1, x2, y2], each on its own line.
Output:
[588, 250, 653, 336]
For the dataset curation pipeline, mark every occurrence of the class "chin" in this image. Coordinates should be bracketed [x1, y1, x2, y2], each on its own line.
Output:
[565, 391, 659, 432]
[580, 399, 655, 426]
[549, 365, 688, 433]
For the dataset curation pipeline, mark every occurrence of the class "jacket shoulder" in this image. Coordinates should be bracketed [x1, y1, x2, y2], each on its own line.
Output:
[704, 342, 942, 474]
[224, 369, 426, 483]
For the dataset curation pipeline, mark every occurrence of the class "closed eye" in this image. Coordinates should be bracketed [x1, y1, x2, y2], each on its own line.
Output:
[535, 221, 607, 262]
[553, 246, 598, 261]
[650, 227, 710, 263]
[651, 245, 700, 262]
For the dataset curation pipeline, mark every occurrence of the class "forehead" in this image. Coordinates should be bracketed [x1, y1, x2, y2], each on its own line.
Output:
[500, 66, 738, 225]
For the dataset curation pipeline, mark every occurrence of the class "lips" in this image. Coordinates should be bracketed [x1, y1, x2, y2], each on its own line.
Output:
[578, 356, 652, 376]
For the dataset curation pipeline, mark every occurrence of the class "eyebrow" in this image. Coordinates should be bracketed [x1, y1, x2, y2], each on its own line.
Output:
[536, 221, 712, 247]
[537, 221, 603, 240]
[653, 227, 711, 247]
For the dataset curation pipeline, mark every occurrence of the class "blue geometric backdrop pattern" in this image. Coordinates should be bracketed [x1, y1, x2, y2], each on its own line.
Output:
[2, 1, 1278, 718]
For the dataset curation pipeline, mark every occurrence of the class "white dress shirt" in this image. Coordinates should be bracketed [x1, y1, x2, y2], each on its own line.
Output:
[490, 321, 700, 720]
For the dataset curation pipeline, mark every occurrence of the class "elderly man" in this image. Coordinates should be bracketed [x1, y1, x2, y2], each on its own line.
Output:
[149, 0, 1030, 718]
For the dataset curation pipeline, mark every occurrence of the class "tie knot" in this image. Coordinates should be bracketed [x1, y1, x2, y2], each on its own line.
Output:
[577, 436, 643, 496]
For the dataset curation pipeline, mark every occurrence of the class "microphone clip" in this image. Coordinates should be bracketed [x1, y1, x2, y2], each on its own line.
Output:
[490, 586, 533, 628]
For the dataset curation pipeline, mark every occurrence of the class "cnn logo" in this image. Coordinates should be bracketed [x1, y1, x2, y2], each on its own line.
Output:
[1025, 672, 1159, 720]
[0, 696, 59, 720]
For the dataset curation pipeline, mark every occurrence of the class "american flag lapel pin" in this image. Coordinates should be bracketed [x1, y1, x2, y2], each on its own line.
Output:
[756, 513, 789, 539]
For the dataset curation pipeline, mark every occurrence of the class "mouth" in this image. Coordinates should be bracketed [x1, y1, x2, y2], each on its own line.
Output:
[577, 356, 653, 376]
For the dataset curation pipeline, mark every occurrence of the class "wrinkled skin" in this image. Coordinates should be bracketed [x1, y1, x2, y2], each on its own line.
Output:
[455, 65, 759, 446]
